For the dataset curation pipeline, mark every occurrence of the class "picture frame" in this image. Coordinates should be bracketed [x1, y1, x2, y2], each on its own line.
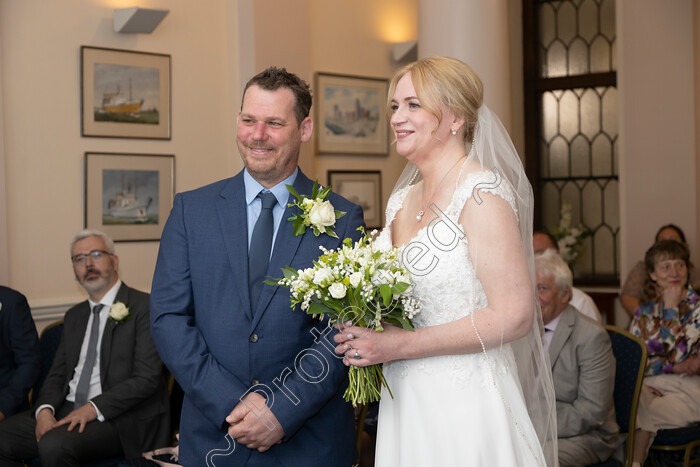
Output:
[328, 170, 382, 229]
[81, 46, 171, 139]
[315, 73, 389, 155]
[85, 152, 175, 242]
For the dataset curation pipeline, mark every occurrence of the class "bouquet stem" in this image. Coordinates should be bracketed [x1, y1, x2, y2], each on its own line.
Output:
[344, 364, 393, 407]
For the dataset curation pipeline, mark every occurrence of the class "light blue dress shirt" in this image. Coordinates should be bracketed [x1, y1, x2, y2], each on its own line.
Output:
[244, 168, 297, 253]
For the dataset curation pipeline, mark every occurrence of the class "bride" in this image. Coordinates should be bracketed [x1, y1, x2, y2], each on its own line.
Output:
[334, 56, 558, 466]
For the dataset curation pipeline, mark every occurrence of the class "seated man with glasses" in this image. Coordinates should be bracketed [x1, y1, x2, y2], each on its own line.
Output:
[0, 230, 170, 467]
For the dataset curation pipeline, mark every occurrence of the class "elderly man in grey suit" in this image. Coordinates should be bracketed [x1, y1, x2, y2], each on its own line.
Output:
[0, 230, 170, 466]
[536, 249, 620, 466]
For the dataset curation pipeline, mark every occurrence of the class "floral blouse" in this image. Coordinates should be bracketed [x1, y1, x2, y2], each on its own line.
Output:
[629, 286, 700, 376]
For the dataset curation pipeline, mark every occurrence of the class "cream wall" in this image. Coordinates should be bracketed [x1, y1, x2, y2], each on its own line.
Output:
[617, 0, 698, 323]
[0, 45, 7, 284]
[309, 0, 417, 208]
[5, 0, 700, 331]
[0, 0, 241, 326]
[696, 0, 700, 261]
[251, 0, 418, 217]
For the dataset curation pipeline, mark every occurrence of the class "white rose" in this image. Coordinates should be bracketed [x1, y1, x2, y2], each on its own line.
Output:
[308, 200, 336, 227]
[393, 271, 410, 284]
[313, 267, 333, 285]
[109, 302, 129, 321]
[328, 283, 347, 299]
[349, 271, 364, 288]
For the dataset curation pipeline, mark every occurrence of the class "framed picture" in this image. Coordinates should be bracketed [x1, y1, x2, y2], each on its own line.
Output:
[81, 46, 171, 139]
[85, 152, 175, 242]
[315, 73, 389, 155]
[328, 170, 382, 229]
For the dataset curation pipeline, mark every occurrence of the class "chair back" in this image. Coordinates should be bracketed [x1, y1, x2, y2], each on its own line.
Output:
[605, 325, 647, 467]
[31, 320, 64, 405]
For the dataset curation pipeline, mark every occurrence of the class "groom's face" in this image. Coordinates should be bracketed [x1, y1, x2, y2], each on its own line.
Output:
[237, 85, 313, 189]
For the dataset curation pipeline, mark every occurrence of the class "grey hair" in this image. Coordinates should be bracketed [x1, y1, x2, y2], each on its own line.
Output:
[70, 229, 115, 256]
[535, 249, 572, 299]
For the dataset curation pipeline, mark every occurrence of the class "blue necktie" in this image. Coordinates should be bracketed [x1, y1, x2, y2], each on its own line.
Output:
[249, 192, 277, 312]
[74, 304, 103, 407]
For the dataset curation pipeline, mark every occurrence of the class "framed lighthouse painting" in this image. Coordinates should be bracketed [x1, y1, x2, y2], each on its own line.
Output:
[85, 152, 175, 242]
[81, 46, 171, 139]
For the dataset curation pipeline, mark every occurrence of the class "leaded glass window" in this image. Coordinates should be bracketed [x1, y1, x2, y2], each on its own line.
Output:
[524, 0, 618, 282]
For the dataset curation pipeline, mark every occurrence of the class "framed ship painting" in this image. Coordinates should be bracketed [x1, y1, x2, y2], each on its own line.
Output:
[81, 46, 171, 139]
[315, 73, 389, 155]
[85, 152, 175, 242]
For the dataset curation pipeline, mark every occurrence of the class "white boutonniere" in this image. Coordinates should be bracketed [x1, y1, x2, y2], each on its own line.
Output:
[286, 180, 346, 238]
[109, 301, 131, 324]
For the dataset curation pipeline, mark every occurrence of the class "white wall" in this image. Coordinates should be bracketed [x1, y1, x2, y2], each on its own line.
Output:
[0, 42, 8, 285]
[418, 0, 513, 131]
[251, 0, 417, 226]
[0, 0, 240, 328]
[696, 0, 700, 261]
[617, 0, 698, 323]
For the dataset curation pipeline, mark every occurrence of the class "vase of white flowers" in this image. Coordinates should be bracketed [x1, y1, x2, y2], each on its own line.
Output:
[550, 200, 592, 268]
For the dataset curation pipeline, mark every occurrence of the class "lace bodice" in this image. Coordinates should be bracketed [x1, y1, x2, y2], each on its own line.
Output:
[375, 171, 517, 328]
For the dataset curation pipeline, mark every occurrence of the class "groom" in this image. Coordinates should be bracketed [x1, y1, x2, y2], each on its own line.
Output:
[150, 67, 364, 466]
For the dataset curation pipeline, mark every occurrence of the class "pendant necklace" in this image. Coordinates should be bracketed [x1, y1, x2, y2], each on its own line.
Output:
[416, 155, 466, 222]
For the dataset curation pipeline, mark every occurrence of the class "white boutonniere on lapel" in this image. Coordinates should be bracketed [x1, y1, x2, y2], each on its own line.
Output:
[108, 301, 131, 325]
[286, 180, 346, 239]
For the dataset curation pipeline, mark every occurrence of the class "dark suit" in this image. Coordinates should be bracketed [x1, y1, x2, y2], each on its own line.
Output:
[549, 305, 620, 466]
[0, 286, 41, 417]
[151, 170, 364, 466]
[0, 282, 170, 464]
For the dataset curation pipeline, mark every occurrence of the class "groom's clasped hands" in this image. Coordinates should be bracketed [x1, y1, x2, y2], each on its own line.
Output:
[226, 391, 284, 452]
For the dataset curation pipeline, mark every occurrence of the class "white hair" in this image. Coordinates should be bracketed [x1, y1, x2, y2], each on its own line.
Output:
[70, 229, 115, 256]
[535, 249, 572, 299]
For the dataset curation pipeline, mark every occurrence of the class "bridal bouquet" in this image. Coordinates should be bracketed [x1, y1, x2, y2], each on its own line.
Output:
[271, 228, 420, 406]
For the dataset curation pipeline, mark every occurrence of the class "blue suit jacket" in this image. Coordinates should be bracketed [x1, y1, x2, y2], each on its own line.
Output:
[151, 170, 364, 466]
[0, 286, 41, 417]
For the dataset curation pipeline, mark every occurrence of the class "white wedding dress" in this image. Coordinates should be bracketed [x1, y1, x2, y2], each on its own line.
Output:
[373, 172, 547, 467]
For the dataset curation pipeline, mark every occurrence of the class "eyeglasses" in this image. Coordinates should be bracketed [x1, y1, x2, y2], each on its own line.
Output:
[71, 249, 113, 265]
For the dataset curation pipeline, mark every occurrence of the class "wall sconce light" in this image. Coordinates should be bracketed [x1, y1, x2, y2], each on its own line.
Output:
[393, 40, 418, 62]
[114, 7, 169, 34]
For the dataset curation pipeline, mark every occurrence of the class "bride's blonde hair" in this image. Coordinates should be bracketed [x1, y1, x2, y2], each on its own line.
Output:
[386, 56, 484, 142]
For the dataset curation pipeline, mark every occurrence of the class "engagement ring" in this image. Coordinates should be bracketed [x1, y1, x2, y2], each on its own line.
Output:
[353, 351, 361, 359]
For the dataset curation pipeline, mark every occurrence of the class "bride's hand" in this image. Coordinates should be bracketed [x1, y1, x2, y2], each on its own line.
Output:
[333, 321, 402, 367]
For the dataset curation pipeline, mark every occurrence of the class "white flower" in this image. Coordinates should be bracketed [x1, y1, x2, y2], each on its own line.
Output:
[109, 301, 130, 323]
[349, 271, 364, 288]
[308, 200, 336, 230]
[313, 267, 334, 286]
[328, 283, 347, 299]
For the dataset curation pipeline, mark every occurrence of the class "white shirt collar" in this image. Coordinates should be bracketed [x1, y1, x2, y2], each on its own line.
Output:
[88, 279, 122, 310]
